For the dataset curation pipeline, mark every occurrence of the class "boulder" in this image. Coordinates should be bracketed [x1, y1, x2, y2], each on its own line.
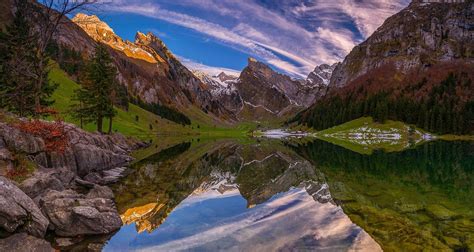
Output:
[20, 168, 75, 200]
[0, 176, 49, 238]
[0, 233, 54, 252]
[40, 189, 122, 237]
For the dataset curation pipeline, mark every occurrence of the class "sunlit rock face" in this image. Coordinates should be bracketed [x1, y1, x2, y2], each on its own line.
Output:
[60, 13, 234, 121]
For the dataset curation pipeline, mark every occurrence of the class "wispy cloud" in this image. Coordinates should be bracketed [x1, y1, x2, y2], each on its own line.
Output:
[106, 0, 409, 77]
[178, 56, 241, 77]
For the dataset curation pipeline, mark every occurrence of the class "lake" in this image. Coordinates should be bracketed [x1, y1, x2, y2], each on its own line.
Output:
[103, 138, 474, 251]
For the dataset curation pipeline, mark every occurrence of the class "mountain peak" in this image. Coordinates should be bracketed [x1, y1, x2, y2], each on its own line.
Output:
[135, 31, 159, 43]
[306, 63, 338, 88]
[217, 72, 237, 82]
[246, 57, 273, 76]
[72, 13, 113, 33]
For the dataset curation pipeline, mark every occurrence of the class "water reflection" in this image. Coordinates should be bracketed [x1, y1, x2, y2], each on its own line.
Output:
[105, 139, 380, 251]
[291, 140, 474, 251]
[104, 139, 474, 251]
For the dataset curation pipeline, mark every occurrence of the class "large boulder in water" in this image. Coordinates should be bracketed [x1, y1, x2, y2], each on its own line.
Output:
[40, 189, 122, 237]
[0, 176, 49, 238]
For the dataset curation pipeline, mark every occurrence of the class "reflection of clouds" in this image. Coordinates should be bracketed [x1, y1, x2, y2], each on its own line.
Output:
[133, 188, 381, 252]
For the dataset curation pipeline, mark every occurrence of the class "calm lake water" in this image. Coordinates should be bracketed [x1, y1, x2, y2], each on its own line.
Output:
[103, 139, 474, 251]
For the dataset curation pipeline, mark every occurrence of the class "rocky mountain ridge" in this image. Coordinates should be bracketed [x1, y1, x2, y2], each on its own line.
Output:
[64, 13, 235, 122]
[196, 58, 332, 121]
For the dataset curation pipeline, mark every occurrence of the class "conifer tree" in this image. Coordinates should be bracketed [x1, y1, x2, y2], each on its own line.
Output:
[0, 0, 39, 116]
[71, 44, 117, 134]
[0, 0, 57, 117]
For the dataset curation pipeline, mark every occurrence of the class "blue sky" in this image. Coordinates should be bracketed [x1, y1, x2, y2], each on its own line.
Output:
[95, 0, 410, 78]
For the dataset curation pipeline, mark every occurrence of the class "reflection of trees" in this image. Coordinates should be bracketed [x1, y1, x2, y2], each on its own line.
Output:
[291, 140, 474, 251]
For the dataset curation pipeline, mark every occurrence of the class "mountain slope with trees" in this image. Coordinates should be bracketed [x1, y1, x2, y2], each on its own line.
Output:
[293, 0, 474, 135]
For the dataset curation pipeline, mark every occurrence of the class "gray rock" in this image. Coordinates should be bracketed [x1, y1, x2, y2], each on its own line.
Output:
[40, 189, 122, 237]
[0, 176, 49, 238]
[0, 123, 45, 154]
[87, 185, 114, 199]
[0, 122, 136, 179]
[0, 233, 54, 252]
[20, 168, 75, 200]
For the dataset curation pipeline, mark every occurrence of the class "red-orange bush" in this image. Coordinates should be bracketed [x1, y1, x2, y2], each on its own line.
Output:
[16, 119, 69, 154]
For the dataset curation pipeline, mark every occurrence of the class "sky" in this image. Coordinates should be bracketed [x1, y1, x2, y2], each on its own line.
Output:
[94, 0, 410, 78]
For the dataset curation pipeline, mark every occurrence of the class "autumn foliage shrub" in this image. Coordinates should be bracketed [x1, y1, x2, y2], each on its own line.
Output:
[16, 109, 69, 153]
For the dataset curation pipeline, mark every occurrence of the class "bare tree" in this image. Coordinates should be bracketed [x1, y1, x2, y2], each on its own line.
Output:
[31, 0, 98, 114]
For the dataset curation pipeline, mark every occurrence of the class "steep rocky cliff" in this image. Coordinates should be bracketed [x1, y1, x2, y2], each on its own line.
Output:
[329, 0, 473, 88]
[196, 58, 323, 121]
[68, 14, 234, 121]
[193, 71, 243, 114]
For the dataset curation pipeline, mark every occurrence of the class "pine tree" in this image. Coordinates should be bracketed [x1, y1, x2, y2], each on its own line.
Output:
[71, 44, 117, 133]
[0, 0, 37, 116]
[0, 0, 57, 117]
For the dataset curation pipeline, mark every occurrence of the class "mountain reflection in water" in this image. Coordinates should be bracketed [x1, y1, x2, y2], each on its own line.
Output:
[103, 138, 473, 251]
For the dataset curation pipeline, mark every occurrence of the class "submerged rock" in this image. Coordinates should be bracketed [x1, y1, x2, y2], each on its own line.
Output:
[0, 176, 49, 238]
[0, 233, 53, 252]
[40, 189, 122, 237]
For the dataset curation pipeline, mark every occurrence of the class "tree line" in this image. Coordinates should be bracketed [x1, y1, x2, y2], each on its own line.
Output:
[293, 72, 474, 135]
[131, 98, 191, 126]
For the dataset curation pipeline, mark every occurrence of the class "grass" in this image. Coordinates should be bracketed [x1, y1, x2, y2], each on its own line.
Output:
[48, 65, 254, 143]
[49, 66, 196, 141]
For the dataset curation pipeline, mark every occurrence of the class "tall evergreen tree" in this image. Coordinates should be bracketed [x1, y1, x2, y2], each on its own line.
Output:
[0, 0, 57, 117]
[71, 44, 117, 134]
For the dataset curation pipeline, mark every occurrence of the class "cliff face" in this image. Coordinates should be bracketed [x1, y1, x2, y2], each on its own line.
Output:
[195, 58, 331, 121]
[306, 63, 338, 97]
[236, 58, 320, 120]
[68, 14, 234, 121]
[330, 0, 474, 88]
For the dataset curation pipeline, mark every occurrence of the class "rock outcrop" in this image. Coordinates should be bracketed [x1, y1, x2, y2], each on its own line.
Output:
[0, 121, 138, 179]
[0, 118, 142, 249]
[40, 189, 122, 237]
[0, 176, 49, 238]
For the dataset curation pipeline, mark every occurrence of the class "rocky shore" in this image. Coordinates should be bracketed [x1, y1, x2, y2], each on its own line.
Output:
[0, 119, 146, 251]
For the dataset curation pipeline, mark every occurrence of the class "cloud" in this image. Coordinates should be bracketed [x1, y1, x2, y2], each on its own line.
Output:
[178, 56, 241, 77]
[133, 188, 377, 251]
[106, 0, 409, 77]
